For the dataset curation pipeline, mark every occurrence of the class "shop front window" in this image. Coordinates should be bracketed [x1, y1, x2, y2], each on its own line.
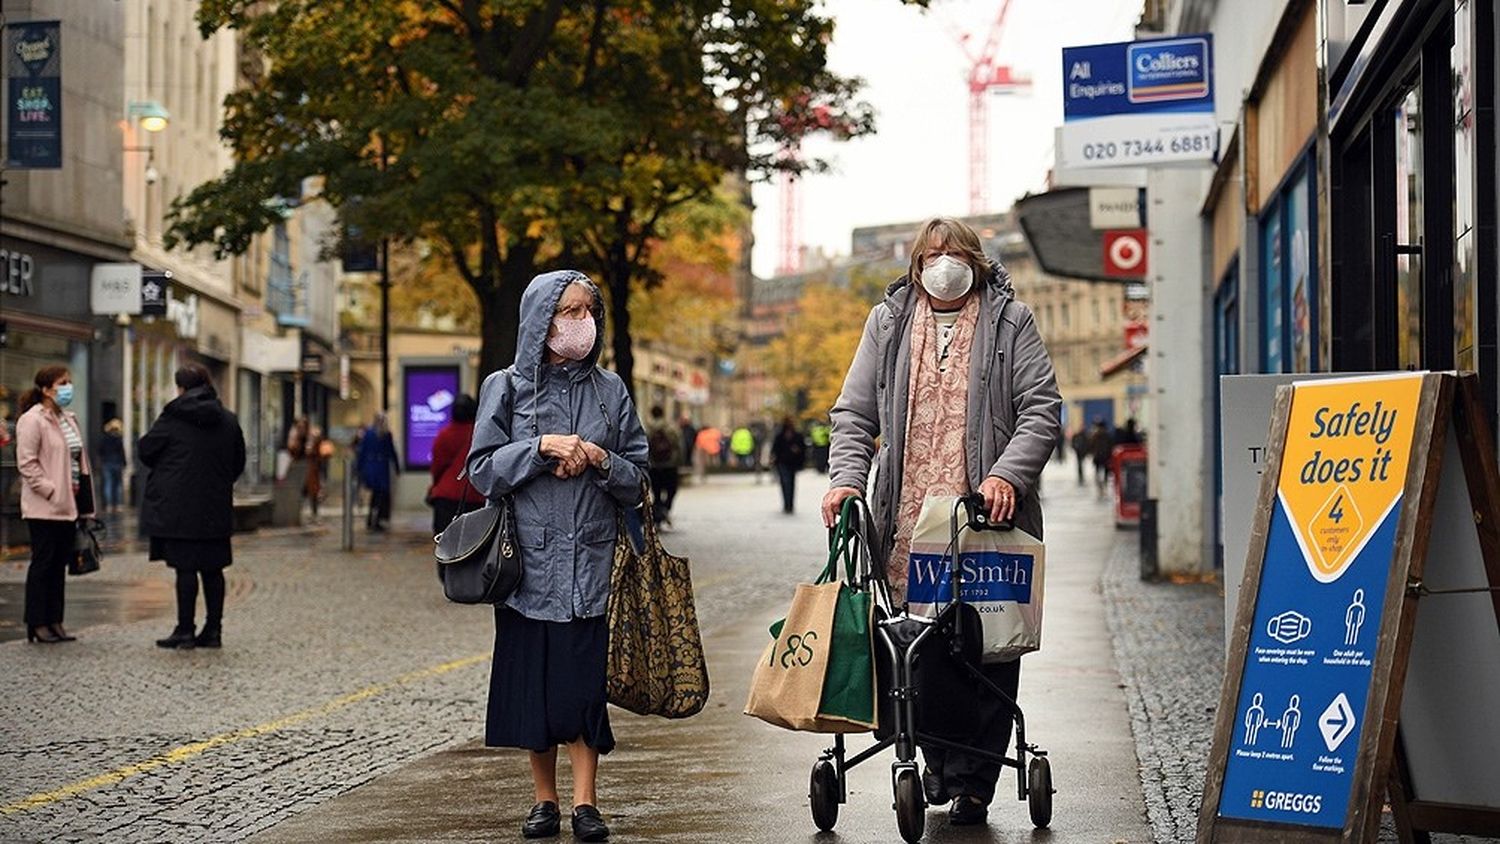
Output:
[1393, 84, 1425, 369]
[1261, 204, 1284, 373]
[1260, 159, 1319, 374]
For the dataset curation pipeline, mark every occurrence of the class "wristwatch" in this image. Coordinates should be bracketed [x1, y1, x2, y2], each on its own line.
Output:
[598, 452, 612, 473]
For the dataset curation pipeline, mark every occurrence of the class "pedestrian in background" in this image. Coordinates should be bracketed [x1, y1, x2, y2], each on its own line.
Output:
[808, 419, 831, 474]
[99, 417, 126, 513]
[427, 393, 481, 538]
[730, 425, 755, 470]
[466, 271, 648, 842]
[1088, 419, 1113, 496]
[1070, 427, 1089, 487]
[288, 418, 330, 522]
[692, 424, 720, 484]
[824, 216, 1061, 828]
[140, 364, 246, 650]
[770, 417, 806, 514]
[15, 365, 93, 644]
[677, 415, 696, 470]
[356, 413, 401, 531]
[645, 405, 680, 527]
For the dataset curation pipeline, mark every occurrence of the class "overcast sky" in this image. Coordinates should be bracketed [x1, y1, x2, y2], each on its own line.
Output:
[749, 0, 1141, 278]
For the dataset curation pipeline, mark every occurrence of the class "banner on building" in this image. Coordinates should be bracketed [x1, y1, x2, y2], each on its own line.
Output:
[1060, 34, 1216, 169]
[4, 20, 62, 170]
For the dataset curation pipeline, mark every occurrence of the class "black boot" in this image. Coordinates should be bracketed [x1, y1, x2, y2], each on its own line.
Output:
[194, 626, 222, 649]
[156, 627, 197, 649]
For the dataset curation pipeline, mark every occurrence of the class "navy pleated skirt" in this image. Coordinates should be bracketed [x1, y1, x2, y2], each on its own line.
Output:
[485, 606, 615, 754]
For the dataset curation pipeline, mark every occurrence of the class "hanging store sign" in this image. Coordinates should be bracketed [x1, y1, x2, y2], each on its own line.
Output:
[90, 263, 143, 315]
[1060, 34, 1216, 169]
[1103, 229, 1148, 278]
[4, 20, 62, 169]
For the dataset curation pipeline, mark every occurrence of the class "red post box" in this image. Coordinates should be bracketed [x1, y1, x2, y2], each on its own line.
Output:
[1111, 444, 1148, 528]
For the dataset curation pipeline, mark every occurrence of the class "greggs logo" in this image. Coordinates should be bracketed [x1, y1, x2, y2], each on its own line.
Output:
[1251, 789, 1323, 814]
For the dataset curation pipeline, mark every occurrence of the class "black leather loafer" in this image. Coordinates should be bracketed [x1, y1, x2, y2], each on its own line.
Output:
[922, 767, 950, 806]
[571, 804, 609, 842]
[522, 801, 560, 839]
[949, 795, 989, 826]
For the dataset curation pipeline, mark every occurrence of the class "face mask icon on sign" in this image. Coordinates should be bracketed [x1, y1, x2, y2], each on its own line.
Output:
[1266, 610, 1312, 645]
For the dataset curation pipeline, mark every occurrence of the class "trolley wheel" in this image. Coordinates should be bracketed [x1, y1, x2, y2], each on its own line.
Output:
[810, 759, 839, 832]
[894, 767, 925, 843]
[1028, 756, 1054, 829]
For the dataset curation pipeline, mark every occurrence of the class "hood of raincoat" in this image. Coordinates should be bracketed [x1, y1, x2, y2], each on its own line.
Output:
[162, 385, 228, 428]
[515, 270, 605, 378]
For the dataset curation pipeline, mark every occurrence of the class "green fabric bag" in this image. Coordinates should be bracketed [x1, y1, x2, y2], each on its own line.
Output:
[765, 499, 877, 730]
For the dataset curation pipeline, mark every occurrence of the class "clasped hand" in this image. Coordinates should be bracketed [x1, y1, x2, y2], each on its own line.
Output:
[540, 434, 608, 479]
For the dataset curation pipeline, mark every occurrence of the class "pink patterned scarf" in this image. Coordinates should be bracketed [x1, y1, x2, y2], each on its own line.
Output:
[888, 292, 980, 593]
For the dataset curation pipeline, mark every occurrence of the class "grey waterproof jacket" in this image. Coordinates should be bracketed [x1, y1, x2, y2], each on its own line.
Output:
[467, 271, 649, 622]
[828, 262, 1063, 564]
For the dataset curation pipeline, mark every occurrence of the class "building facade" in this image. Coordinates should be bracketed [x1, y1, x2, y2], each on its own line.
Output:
[1142, 0, 1496, 575]
[0, 2, 132, 547]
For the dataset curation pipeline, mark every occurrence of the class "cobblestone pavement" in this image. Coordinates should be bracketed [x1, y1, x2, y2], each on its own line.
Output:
[1, 463, 1154, 843]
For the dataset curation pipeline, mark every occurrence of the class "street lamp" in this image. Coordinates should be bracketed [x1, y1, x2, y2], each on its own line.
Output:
[128, 100, 170, 133]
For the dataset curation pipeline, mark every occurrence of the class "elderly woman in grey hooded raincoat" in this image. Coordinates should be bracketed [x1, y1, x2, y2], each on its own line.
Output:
[822, 217, 1062, 829]
[467, 270, 648, 843]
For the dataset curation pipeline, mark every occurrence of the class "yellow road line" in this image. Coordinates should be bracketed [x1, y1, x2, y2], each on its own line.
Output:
[0, 652, 489, 816]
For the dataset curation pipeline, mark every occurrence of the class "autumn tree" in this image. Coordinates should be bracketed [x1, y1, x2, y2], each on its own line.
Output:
[166, 0, 883, 391]
[760, 275, 883, 420]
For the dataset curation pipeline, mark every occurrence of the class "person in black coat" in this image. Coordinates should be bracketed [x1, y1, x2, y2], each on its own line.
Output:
[139, 364, 247, 650]
[770, 417, 807, 514]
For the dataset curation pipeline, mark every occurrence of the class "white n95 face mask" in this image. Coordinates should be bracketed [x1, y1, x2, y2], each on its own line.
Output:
[921, 255, 974, 300]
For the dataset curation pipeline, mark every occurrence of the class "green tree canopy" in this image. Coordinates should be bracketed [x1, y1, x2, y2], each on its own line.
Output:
[167, 0, 896, 391]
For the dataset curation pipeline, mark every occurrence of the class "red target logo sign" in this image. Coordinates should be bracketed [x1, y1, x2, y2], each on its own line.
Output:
[1104, 229, 1148, 278]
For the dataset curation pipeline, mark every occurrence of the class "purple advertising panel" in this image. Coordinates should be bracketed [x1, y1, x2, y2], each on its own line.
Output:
[404, 366, 461, 470]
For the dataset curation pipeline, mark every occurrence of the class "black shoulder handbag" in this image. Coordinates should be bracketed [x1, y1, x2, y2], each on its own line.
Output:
[70, 517, 104, 576]
[433, 368, 522, 605]
[434, 487, 521, 604]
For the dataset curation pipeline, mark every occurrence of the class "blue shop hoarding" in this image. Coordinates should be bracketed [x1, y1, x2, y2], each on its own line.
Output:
[4, 20, 62, 170]
[1060, 34, 1217, 169]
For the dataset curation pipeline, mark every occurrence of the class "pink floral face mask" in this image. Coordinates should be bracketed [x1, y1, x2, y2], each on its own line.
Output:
[547, 316, 596, 361]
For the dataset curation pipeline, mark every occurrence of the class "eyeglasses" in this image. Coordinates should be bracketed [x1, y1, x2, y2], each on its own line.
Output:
[556, 303, 592, 320]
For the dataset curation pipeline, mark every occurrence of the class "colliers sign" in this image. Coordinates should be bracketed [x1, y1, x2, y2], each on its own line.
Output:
[1060, 35, 1217, 169]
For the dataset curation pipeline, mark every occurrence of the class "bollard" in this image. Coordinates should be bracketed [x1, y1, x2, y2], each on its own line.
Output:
[341, 457, 355, 551]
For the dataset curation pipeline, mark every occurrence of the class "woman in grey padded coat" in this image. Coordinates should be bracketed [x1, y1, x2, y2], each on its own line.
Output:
[467, 270, 648, 842]
[822, 217, 1062, 828]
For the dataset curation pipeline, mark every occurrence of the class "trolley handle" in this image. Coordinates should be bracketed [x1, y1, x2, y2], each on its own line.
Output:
[957, 492, 1015, 533]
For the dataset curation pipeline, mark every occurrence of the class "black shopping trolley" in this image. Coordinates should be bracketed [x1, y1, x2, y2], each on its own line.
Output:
[808, 495, 1053, 843]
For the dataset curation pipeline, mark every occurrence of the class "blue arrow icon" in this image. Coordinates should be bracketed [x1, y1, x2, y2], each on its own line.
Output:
[1318, 693, 1356, 751]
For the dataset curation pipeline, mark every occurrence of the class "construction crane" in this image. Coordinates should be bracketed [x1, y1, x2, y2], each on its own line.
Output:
[948, 0, 1032, 214]
[775, 100, 848, 277]
[777, 146, 803, 276]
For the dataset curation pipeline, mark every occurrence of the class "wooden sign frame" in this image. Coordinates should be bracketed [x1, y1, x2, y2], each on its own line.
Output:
[1197, 373, 1500, 842]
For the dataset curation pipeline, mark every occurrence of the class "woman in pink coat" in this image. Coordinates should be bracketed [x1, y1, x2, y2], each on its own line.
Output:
[15, 364, 94, 643]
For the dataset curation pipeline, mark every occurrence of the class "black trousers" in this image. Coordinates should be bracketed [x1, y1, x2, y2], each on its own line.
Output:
[24, 518, 74, 629]
[175, 568, 226, 632]
[921, 658, 1023, 805]
[368, 488, 392, 526]
[647, 467, 678, 521]
[776, 464, 797, 513]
